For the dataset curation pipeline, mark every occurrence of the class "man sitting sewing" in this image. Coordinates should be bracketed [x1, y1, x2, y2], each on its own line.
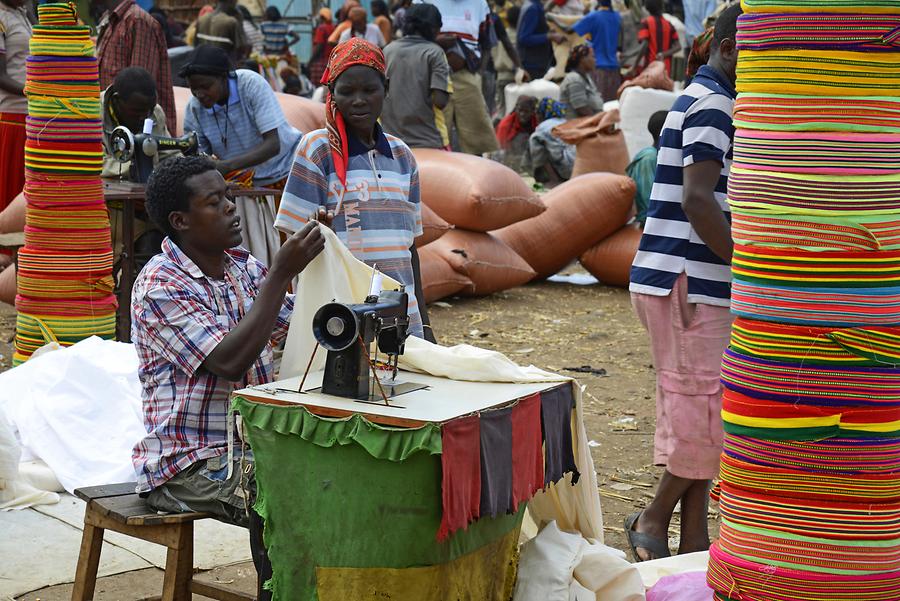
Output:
[130, 155, 324, 600]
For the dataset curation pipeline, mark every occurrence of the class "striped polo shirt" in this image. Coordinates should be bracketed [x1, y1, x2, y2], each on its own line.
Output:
[629, 65, 736, 307]
[275, 126, 425, 337]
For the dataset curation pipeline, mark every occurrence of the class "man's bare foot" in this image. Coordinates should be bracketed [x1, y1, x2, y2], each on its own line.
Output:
[625, 511, 671, 562]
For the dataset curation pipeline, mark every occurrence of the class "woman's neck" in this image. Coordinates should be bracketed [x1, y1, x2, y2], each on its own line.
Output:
[349, 125, 376, 148]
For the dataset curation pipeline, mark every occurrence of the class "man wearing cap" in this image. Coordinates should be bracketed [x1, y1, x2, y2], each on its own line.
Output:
[180, 45, 302, 268]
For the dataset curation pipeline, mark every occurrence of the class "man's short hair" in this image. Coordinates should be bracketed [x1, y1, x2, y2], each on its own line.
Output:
[648, 110, 667, 142]
[713, 3, 742, 45]
[644, 0, 663, 16]
[111, 67, 157, 101]
[145, 156, 218, 239]
[402, 3, 442, 39]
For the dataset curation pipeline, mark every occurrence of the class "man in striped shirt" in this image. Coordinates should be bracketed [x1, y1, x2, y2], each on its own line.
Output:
[626, 3, 742, 563]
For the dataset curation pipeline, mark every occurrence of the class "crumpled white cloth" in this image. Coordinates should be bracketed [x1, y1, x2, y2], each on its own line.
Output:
[0, 337, 145, 494]
[514, 521, 645, 601]
[279, 225, 401, 378]
[0, 415, 59, 511]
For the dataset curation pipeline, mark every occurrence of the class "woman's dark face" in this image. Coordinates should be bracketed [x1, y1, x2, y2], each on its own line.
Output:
[187, 74, 228, 109]
[332, 65, 385, 142]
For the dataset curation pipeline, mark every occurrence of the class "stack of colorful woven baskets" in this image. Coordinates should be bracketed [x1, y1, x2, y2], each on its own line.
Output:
[707, 1, 900, 598]
[14, 2, 115, 364]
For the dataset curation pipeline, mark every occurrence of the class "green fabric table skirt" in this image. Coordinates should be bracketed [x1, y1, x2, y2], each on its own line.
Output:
[234, 397, 524, 601]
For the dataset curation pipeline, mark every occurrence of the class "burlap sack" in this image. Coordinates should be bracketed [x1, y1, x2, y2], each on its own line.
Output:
[417, 245, 472, 303]
[552, 110, 630, 178]
[415, 203, 453, 248]
[426, 229, 536, 296]
[0, 265, 15, 306]
[617, 60, 675, 98]
[494, 173, 635, 279]
[579, 224, 643, 288]
[413, 148, 545, 232]
[0, 192, 25, 234]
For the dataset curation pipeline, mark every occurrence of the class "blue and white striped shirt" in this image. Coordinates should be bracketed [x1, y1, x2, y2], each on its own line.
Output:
[275, 126, 425, 337]
[629, 65, 736, 306]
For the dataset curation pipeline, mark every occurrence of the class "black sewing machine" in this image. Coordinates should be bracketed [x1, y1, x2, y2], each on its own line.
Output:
[108, 125, 199, 183]
[311, 290, 425, 402]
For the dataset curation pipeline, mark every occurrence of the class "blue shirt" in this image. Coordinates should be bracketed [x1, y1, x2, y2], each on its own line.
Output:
[517, 0, 549, 48]
[572, 9, 622, 70]
[629, 65, 736, 306]
[182, 69, 302, 185]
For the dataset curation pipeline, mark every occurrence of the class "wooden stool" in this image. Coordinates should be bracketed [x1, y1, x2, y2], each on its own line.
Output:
[72, 482, 255, 601]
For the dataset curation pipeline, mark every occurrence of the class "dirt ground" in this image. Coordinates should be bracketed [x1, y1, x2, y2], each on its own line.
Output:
[7, 266, 719, 600]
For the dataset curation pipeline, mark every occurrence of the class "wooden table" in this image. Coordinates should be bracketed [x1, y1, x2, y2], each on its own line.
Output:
[104, 180, 282, 342]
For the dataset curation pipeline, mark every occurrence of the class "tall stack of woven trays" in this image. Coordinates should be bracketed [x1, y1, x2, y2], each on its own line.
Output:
[706, 1, 900, 599]
[14, 2, 115, 364]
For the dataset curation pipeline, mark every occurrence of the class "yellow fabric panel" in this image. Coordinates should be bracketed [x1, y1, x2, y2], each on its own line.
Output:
[315, 527, 519, 601]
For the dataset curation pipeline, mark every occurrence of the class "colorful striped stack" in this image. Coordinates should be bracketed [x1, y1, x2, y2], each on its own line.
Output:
[14, 2, 115, 363]
[707, 1, 900, 599]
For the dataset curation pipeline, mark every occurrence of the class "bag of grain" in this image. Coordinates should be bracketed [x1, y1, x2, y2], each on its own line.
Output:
[552, 110, 630, 178]
[579, 225, 642, 287]
[426, 229, 536, 296]
[504, 79, 560, 116]
[0, 265, 15, 306]
[415, 204, 453, 247]
[413, 149, 545, 232]
[0, 192, 25, 234]
[417, 245, 472, 303]
[494, 173, 635, 279]
[617, 61, 674, 98]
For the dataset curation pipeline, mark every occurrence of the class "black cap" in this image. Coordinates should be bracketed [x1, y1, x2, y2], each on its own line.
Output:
[178, 45, 233, 78]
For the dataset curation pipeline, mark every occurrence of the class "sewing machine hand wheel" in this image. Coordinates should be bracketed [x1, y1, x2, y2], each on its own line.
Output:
[109, 126, 135, 163]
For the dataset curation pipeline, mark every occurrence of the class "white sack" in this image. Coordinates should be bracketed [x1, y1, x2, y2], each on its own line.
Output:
[618, 87, 678, 158]
[0, 336, 145, 493]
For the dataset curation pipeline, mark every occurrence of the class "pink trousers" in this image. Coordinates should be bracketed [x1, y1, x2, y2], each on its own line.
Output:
[631, 274, 734, 480]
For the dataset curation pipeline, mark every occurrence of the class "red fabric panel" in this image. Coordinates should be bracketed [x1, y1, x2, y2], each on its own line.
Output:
[437, 414, 482, 541]
[511, 393, 544, 511]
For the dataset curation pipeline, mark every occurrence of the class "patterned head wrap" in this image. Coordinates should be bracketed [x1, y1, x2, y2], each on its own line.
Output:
[537, 97, 566, 120]
[686, 27, 714, 80]
[321, 38, 387, 187]
[565, 44, 592, 72]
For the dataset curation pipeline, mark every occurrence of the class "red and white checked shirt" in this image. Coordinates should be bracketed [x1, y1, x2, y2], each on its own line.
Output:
[131, 238, 293, 492]
[96, 0, 176, 135]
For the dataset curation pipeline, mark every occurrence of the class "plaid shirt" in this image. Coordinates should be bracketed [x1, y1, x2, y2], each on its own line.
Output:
[96, 0, 176, 135]
[131, 238, 293, 492]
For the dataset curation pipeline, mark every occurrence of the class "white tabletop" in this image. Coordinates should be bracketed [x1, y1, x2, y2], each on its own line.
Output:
[233, 370, 563, 428]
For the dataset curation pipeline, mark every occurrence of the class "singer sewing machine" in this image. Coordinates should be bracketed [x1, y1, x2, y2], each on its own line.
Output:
[108, 123, 199, 183]
[308, 290, 428, 403]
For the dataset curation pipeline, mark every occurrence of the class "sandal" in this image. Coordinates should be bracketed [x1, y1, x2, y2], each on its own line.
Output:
[624, 511, 671, 562]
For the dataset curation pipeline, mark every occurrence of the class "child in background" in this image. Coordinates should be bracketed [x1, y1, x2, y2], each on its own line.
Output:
[626, 110, 668, 226]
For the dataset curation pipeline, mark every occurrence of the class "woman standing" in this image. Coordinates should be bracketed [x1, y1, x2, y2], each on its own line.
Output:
[0, 0, 31, 213]
[559, 44, 604, 119]
[180, 45, 302, 267]
[276, 38, 433, 341]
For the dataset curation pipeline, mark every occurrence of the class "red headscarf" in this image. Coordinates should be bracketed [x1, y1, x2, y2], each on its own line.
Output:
[320, 38, 387, 187]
